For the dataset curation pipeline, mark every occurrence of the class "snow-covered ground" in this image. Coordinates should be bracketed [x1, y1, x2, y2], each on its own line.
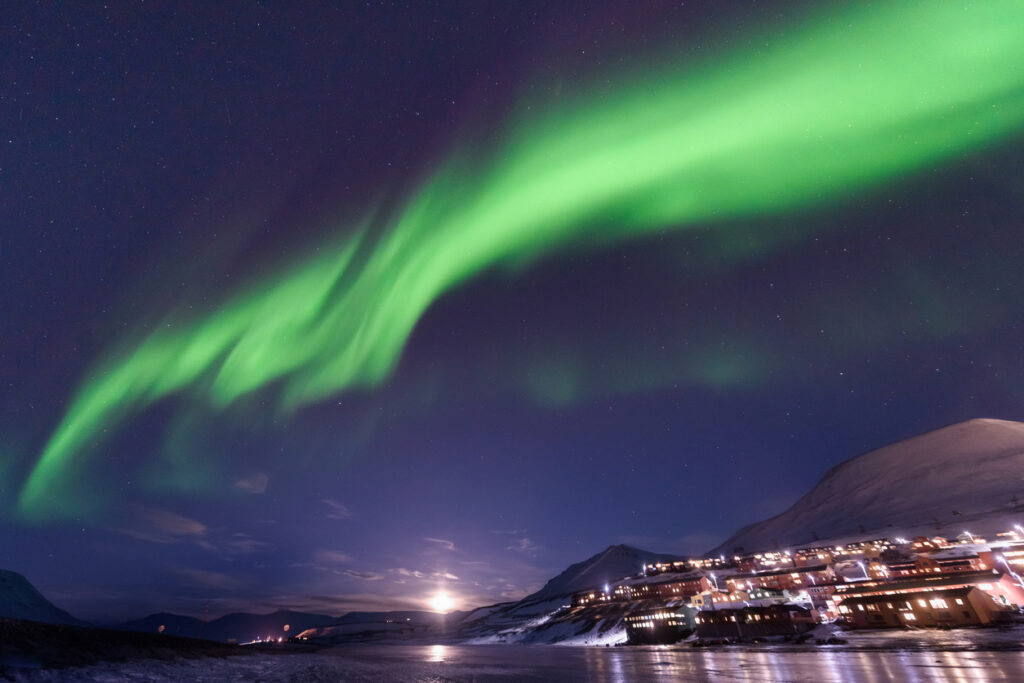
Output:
[7, 639, 1024, 682]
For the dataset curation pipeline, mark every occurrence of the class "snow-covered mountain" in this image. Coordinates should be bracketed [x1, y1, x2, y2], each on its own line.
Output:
[710, 418, 1024, 556]
[0, 569, 85, 626]
[451, 545, 690, 645]
[525, 544, 688, 601]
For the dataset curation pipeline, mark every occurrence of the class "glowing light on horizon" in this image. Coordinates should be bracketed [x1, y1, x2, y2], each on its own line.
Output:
[429, 591, 454, 614]
[18, 0, 1024, 518]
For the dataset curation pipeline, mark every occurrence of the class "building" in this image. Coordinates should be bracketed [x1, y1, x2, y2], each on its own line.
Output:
[644, 560, 691, 575]
[835, 570, 1024, 614]
[725, 564, 834, 593]
[690, 588, 752, 611]
[794, 547, 836, 567]
[625, 606, 697, 644]
[573, 572, 713, 606]
[572, 589, 612, 607]
[887, 551, 988, 577]
[839, 587, 1009, 629]
[694, 604, 817, 640]
[612, 573, 712, 602]
[806, 583, 840, 620]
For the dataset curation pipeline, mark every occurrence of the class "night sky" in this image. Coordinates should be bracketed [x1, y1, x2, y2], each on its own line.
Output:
[2, 1, 1023, 622]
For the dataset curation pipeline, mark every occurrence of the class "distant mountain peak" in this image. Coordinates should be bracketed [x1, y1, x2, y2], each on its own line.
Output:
[524, 544, 688, 601]
[0, 569, 85, 626]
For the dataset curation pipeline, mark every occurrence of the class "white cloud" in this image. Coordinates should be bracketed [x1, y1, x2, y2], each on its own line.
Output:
[394, 567, 425, 578]
[322, 499, 353, 520]
[507, 537, 538, 553]
[233, 472, 269, 494]
[314, 550, 355, 566]
[391, 568, 458, 581]
[424, 537, 455, 551]
[343, 569, 384, 581]
[115, 507, 207, 544]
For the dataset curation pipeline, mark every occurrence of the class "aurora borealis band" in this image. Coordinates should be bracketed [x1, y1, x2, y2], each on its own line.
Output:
[18, 0, 1024, 518]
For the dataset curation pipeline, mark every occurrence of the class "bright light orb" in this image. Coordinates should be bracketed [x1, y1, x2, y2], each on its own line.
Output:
[430, 591, 454, 613]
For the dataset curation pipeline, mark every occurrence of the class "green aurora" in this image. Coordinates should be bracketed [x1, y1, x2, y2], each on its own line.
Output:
[20, 0, 1024, 517]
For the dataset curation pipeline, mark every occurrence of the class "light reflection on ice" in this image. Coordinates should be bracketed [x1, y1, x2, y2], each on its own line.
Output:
[8, 643, 1024, 682]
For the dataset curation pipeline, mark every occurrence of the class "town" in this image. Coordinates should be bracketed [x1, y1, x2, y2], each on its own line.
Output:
[570, 526, 1024, 645]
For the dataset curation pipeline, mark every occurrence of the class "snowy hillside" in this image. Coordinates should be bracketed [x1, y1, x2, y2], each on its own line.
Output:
[450, 545, 689, 645]
[525, 544, 688, 600]
[0, 569, 85, 626]
[710, 418, 1024, 555]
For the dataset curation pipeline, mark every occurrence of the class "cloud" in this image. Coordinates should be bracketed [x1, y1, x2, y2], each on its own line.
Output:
[343, 569, 384, 581]
[394, 568, 425, 578]
[174, 567, 243, 591]
[322, 499, 352, 520]
[115, 507, 207, 544]
[507, 537, 537, 554]
[143, 508, 206, 536]
[424, 537, 455, 551]
[314, 550, 354, 566]
[392, 568, 458, 581]
[234, 473, 268, 494]
[264, 592, 430, 615]
[222, 533, 268, 555]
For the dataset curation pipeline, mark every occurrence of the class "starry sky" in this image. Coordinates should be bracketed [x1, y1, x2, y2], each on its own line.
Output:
[2, 1, 1023, 622]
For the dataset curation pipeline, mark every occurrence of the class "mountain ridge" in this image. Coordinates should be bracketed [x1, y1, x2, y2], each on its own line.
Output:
[0, 569, 86, 626]
[709, 418, 1024, 555]
[525, 543, 689, 601]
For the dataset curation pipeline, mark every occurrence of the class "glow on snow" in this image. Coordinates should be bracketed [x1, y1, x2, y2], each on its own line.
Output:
[20, 0, 1024, 517]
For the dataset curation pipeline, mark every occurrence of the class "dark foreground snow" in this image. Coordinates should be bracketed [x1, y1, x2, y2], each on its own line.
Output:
[7, 639, 1024, 682]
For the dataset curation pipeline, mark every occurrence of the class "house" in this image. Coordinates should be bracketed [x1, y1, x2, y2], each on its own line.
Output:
[834, 570, 1024, 612]
[806, 583, 840, 620]
[689, 588, 762, 611]
[612, 573, 712, 601]
[694, 604, 817, 640]
[794, 547, 836, 567]
[725, 564, 834, 593]
[572, 589, 612, 607]
[625, 605, 697, 644]
[839, 587, 1009, 629]
[887, 551, 988, 577]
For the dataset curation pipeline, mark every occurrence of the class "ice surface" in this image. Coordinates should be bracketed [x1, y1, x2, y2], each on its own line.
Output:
[8, 639, 1024, 682]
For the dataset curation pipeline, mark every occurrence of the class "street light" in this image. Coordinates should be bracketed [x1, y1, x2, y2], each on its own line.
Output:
[963, 530, 975, 543]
